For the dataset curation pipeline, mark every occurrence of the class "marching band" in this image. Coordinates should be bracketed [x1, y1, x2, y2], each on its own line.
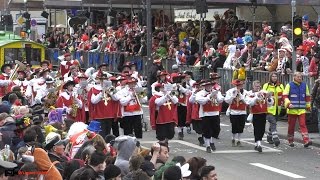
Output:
[0, 53, 293, 154]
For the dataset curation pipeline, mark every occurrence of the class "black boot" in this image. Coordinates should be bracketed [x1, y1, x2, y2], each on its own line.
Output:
[267, 135, 274, 144]
[178, 132, 184, 140]
[198, 137, 204, 146]
[206, 146, 211, 153]
[210, 143, 216, 151]
[187, 126, 192, 134]
[273, 137, 280, 147]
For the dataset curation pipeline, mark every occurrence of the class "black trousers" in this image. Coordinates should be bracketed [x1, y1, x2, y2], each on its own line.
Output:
[192, 120, 203, 134]
[252, 113, 267, 142]
[230, 115, 246, 134]
[156, 122, 175, 141]
[178, 105, 187, 127]
[112, 120, 120, 137]
[202, 116, 220, 139]
[97, 119, 113, 138]
[122, 115, 143, 138]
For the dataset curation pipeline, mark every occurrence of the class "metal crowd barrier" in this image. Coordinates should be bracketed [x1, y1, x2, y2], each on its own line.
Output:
[45, 49, 315, 93]
[46, 49, 177, 77]
[217, 68, 315, 94]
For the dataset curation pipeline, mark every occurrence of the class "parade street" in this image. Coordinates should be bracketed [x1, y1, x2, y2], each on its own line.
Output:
[140, 106, 320, 180]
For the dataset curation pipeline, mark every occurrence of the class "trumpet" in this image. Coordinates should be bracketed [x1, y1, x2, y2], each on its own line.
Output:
[103, 89, 111, 106]
[137, 89, 147, 98]
[210, 90, 219, 106]
[170, 90, 179, 97]
[107, 86, 116, 95]
[257, 91, 266, 107]
[233, 89, 241, 107]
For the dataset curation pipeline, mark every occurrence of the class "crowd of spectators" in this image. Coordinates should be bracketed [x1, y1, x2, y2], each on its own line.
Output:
[41, 9, 320, 77]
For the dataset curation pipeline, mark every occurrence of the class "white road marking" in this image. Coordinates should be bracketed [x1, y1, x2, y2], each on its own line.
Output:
[220, 123, 230, 127]
[140, 140, 282, 153]
[240, 140, 282, 152]
[250, 163, 306, 179]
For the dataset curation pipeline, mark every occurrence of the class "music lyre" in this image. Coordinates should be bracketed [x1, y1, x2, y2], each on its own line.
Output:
[164, 101, 172, 110]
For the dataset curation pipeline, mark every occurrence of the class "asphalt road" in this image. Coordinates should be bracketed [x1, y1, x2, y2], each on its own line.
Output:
[139, 106, 320, 180]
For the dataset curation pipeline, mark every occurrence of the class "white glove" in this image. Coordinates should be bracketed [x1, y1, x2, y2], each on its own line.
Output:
[3, 80, 11, 86]
[66, 108, 72, 114]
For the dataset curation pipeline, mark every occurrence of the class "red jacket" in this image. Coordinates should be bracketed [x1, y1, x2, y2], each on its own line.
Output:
[149, 95, 178, 129]
[308, 57, 318, 77]
[88, 87, 117, 120]
[186, 99, 200, 124]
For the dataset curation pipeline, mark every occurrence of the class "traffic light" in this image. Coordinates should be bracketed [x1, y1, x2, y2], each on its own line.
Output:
[25, 19, 31, 34]
[0, 15, 4, 26]
[293, 15, 303, 47]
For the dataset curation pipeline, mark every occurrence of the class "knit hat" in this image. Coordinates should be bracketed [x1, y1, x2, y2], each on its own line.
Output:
[163, 165, 182, 180]
[140, 161, 156, 177]
[104, 164, 121, 179]
[0, 103, 10, 114]
[31, 104, 45, 115]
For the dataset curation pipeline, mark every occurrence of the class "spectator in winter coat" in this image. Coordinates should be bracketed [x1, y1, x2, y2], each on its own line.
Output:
[308, 53, 320, 77]
[0, 113, 16, 149]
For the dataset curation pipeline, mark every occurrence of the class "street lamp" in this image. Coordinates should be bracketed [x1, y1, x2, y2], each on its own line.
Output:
[247, 0, 257, 90]
[291, 0, 297, 72]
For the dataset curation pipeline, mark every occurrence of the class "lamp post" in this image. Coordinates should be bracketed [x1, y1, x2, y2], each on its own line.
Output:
[247, 0, 257, 90]
[291, 0, 297, 73]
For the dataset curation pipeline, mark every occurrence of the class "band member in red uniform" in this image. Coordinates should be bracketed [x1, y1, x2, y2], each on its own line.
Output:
[64, 65, 80, 82]
[224, 79, 249, 147]
[75, 73, 92, 123]
[74, 73, 90, 123]
[149, 83, 178, 144]
[245, 80, 274, 152]
[88, 73, 117, 137]
[92, 63, 113, 79]
[186, 80, 204, 146]
[173, 73, 191, 140]
[118, 78, 144, 138]
[56, 80, 83, 121]
[196, 80, 225, 153]
[151, 71, 170, 95]
[0, 64, 13, 98]
[60, 53, 73, 77]
[13, 71, 29, 95]
[109, 76, 121, 137]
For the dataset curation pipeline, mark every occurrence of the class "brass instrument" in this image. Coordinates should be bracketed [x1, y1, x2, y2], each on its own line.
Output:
[70, 94, 79, 117]
[138, 89, 147, 98]
[170, 90, 179, 97]
[44, 84, 62, 109]
[210, 90, 219, 106]
[103, 89, 111, 106]
[9, 60, 26, 81]
[234, 89, 241, 107]
[257, 91, 266, 108]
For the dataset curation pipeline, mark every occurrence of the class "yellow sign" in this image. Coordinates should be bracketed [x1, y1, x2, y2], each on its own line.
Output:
[16, 16, 25, 26]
